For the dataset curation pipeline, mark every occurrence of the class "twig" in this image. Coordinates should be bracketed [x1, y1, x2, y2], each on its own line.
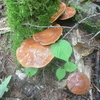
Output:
[24, 23, 71, 29]
[93, 84, 100, 92]
[81, 33, 95, 37]
[94, 51, 100, 99]
[62, 13, 100, 39]
[88, 31, 100, 46]
[89, 31, 100, 41]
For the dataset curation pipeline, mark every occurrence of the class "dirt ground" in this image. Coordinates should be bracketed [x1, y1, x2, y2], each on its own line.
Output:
[0, 34, 95, 100]
[0, 0, 100, 100]
[1, 30, 100, 100]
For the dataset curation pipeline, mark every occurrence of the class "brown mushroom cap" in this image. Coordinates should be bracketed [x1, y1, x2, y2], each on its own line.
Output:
[16, 38, 54, 68]
[67, 72, 90, 95]
[33, 24, 62, 45]
[50, 2, 66, 23]
[59, 7, 76, 20]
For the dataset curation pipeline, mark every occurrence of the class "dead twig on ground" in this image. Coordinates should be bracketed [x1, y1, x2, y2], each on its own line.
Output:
[94, 51, 100, 99]
[62, 13, 100, 39]
[88, 31, 100, 48]
[93, 84, 100, 92]
[89, 31, 100, 41]
[24, 23, 71, 29]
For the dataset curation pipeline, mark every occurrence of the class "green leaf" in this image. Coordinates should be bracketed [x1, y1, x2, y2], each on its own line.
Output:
[50, 40, 72, 62]
[64, 62, 78, 72]
[25, 67, 38, 77]
[0, 75, 12, 98]
[56, 68, 66, 81]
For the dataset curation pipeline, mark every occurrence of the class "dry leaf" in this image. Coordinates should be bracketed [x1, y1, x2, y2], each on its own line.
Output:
[74, 43, 94, 57]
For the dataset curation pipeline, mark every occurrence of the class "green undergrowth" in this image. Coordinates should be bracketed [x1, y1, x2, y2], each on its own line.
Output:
[70, 1, 100, 38]
[4, 0, 60, 55]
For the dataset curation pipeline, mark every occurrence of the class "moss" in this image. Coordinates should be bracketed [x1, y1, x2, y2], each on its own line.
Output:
[5, 0, 60, 55]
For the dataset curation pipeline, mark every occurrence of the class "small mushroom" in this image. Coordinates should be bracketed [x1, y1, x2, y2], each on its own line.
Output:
[59, 7, 76, 20]
[67, 72, 90, 95]
[50, 2, 66, 23]
[16, 38, 54, 68]
[33, 24, 62, 45]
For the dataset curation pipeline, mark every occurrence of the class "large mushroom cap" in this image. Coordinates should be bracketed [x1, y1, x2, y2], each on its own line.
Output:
[16, 38, 54, 68]
[59, 7, 76, 20]
[33, 24, 62, 45]
[50, 2, 66, 23]
[67, 72, 90, 95]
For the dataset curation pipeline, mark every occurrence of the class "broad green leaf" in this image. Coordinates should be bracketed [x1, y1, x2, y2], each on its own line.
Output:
[56, 68, 66, 81]
[25, 67, 38, 77]
[64, 62, 78, 72]
[0, 75, 12, 98]
[50, 40, 72, 62]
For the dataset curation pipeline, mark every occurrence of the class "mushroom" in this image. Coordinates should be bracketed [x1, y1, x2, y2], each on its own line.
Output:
[50, 2, 66, 23]
[67, 72, 90, 95]
[16, 38, 54, 68]
[33, 24, 62, 45]
[59, 7, 76, 20]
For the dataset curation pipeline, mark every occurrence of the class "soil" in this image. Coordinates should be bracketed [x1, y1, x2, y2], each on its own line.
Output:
[0, 0, 100, 100]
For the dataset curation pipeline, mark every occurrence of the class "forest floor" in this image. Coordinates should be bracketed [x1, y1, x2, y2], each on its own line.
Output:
[0, 0, 100, 100]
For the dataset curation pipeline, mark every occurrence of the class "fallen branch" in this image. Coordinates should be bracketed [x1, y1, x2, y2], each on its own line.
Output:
[94, 51, 100, 99]
[62, 13, 100, 39]
[24, 23, 71, 29]
[87, 31, 100, 46]
[23, 13, 100, 40]
[89, 31, 100, 41]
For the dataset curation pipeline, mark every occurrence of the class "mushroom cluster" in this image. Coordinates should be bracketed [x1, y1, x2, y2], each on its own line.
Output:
[16, 24, 62, 68]
[16, 1, 76, 68]
[16, 38, 54, 68]
[50, 2, 76, 23]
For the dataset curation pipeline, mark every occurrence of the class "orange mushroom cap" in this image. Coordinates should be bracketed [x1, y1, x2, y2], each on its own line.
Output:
[67, 72, 90, 95]
[33, 24, 62, 45]
[59, 7, 76, 20]
[50, 2, 66, 23]
[16, 38, 54, 68]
